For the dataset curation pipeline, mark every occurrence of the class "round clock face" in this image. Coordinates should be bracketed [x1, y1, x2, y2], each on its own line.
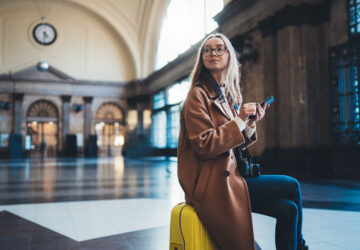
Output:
[33, 23, 57, 46]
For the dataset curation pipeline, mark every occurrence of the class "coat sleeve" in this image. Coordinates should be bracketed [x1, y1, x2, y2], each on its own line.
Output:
[241, 130, 257, 149]
[183, 87, 247, 159]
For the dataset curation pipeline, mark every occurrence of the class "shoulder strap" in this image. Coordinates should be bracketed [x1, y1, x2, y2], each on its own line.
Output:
[207, 71, 225, 102]
[207, 70, 240, 113]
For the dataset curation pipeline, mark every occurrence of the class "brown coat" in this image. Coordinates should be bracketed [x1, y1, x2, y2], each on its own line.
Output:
[177, 81, 257, 250]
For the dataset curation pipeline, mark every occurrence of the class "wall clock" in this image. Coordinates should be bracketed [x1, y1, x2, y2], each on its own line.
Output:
[33, 23, 57, 46]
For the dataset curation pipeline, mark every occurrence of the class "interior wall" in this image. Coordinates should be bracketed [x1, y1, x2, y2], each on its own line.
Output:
[0, 94, 12, 133]
[0, 0, 135, 82]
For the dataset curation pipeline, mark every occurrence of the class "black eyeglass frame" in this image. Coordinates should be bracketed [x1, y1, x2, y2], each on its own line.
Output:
[202, 47, 228, 57]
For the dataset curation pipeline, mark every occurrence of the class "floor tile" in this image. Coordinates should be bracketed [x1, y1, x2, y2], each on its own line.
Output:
[0, 156, 359, 249]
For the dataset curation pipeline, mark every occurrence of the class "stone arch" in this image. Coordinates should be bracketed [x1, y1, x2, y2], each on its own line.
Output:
[27, 99, 59, 121]
[26, 99, 59, 157]
[95, 102, 124, 123]
[95, 102, 125, 156]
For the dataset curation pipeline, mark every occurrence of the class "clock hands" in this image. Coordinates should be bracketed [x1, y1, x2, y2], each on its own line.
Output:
[33, 23, 57, 45]
[42, 31, 49, 42]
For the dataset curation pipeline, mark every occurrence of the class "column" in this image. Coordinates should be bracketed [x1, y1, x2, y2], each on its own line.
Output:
[259, 17, 279, 148]
[61, 95, 72, 151]
[12, 93, 24, 134]
[10, 93, 24, 158]
[83, 96, 93, 147]
[136, 103, 144, 137]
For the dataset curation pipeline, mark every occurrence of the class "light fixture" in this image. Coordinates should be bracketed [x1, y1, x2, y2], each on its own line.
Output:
[72, 104, 83, 113]
[0, 101, 11, 110]
[37, 60, 49, 71]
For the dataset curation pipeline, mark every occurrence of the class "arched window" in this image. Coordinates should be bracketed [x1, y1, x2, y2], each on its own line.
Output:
[155, 0, 223, 70]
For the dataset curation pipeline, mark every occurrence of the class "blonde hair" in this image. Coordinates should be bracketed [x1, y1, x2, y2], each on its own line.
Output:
[190, 33, 242, 106]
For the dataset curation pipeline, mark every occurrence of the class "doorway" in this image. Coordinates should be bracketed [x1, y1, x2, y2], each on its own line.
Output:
[26, 100, 59, 157]
[95, 122, 124, 157]
[95, 103, 124, 157]
[26, 121, 58, 157]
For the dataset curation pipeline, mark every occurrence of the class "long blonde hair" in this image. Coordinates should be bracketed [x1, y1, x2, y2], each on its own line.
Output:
[190, 33, 242, 106]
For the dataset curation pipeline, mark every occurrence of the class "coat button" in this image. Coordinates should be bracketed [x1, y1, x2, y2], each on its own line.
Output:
[224, 170, 230, 177]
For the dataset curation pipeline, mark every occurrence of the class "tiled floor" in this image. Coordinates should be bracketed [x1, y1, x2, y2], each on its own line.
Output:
[0, 156, 359, 249]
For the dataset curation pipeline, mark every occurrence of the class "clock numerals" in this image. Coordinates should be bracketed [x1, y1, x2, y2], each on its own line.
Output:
[33, 23, 57, 46]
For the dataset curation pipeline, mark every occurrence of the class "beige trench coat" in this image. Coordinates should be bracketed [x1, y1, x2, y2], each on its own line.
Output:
[177, 81, 257, 250]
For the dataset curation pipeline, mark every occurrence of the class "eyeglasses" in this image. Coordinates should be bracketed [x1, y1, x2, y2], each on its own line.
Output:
[202, 46, 227, 57]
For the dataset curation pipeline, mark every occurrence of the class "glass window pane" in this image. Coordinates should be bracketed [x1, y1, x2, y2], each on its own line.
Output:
[330, 45, 360, 145]
[349, 0, 360, 36]
[155, 0, 223, 70]
[153, 91, 165, 110]
[143, 110, 152, 129]
[166, 79, 191, 105]
[127, 110, 138, 131]
[0, 133, 9, 147]
[151, 111, 167, 148]
[167, 105, 181, 148]
[167, 83, 181, 105]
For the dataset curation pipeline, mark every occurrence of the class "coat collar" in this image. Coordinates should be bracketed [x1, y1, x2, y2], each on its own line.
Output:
[214, 99, 231, 120]
[197, 82, 235, 120]
[197, 81, 218, 99]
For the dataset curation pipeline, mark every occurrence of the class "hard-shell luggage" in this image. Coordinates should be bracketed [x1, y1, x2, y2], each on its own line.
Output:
[169, 202, 219, 250]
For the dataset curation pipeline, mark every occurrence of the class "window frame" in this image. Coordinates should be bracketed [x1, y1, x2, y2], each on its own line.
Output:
[348, 0, 360, 38]
[329, 40, 360, 145]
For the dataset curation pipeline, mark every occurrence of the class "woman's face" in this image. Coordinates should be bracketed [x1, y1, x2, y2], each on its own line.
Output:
[202, 37, 229, 72]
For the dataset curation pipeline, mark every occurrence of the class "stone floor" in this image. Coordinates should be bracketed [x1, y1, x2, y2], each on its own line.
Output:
[0, 156, 359, 249]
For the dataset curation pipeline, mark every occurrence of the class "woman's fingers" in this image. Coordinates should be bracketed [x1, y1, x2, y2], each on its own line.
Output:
[240, 102, 268, 123]
[257, 103, 265, 120]
[243, 103, 256, 116]
[248, 108, 256, 116]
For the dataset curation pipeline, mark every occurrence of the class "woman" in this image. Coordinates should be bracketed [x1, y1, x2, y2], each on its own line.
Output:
[177, 33, 308, 250]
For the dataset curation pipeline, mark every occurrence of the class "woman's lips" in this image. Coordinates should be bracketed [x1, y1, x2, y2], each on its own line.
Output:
[209, 59, 220, 62]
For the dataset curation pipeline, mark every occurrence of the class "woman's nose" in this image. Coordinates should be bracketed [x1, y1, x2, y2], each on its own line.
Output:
[210, 49, 217, 56]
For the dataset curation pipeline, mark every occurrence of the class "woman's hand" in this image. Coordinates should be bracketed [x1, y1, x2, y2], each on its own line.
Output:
[248, 103, 267, 128]
[238, 103, 257, 121]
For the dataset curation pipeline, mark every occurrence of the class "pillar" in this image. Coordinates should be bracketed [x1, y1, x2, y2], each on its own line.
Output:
[61, 95, 71, 151]
[12, 93, 24, 134]
[259, 17, 279, 149]
[83, 96, 93, 146]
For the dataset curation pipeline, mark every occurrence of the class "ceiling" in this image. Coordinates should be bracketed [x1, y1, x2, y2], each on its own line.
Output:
[0, 0, 169, 79]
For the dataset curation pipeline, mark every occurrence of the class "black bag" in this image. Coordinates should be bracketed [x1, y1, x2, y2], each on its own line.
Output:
[234, 146, 261, 177]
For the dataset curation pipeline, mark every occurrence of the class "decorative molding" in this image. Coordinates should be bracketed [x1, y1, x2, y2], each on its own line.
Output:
[0, 65, 127, 87]
[259, 0, 332, 38]
[127, 95, 150, 107]
[214, 0, 258, 26]
[13, 93, 24, 101]
[61, 95, 72, 103]
[143, 41, 199, 94]
[276, 0, 331, 28]
[258, 16, 277, 38]
[83, 96, 93, 104]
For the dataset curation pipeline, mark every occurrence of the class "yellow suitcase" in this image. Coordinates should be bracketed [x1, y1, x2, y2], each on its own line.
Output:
[169, 202, 219, 250]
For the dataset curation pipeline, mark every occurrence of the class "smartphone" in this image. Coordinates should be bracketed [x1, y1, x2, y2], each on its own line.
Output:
[260, 96, 275, 107]
[249, 96, 275, 119]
